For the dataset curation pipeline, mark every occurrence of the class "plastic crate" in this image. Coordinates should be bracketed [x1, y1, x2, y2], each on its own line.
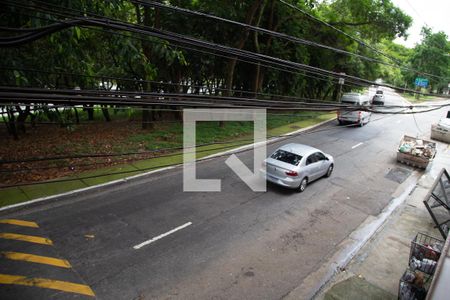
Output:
[398, 269, 431, 300]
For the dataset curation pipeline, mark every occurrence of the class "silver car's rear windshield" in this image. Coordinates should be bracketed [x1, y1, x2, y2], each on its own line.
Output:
[270, 150, 302, 166]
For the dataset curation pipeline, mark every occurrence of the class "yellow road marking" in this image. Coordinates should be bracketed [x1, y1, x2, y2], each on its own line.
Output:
[0, 219, 39, 228]
[0, 251, 71, 268]
[0, 233, 53, 245]
[0, 274, 95, 297]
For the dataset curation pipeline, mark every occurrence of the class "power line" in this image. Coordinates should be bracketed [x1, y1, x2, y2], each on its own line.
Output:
[278, 0, 448, 81]
[2, 0, 386, 68]
[2, 1, 448, 99]
[1, 100, 449, 167]
[1, 5, 371, 92]
[278, 1, 398, 62]
[5, 0, 446, 83]
[3, 0, 434, 98]
[0, 86, 346, 107]
[0, 66, 360, 103]
[131, 1, 390, 69]
[0, 65, 423, 100]
[405, 0, 429, 28]
[2, 86, 448, 111]
[0, 13, 425, 95]
[0, 141, 246, 166]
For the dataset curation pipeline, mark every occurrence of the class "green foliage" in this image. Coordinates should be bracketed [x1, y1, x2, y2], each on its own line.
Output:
[323, 0, 412, 41]
[377, 40, 412, 86]
[406, 27, 450, 92]
[0, 0, 417, 103]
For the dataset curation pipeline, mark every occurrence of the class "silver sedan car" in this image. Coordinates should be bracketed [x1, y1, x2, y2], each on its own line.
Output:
[261, 143, 334, 192]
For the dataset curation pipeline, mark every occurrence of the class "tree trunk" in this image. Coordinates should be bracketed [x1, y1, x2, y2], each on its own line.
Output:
[54, 108, 65, 127]
[224, 0, 262, 97]
[142, 106, 151, 129]
[255, 0, 280, 97]
[253, 0, 267, 97]
[332, 84, 340, 102]
[30, 112, 37, 128]
[16, 105, 30, 134]
[101, 105, 111, 122]
[322, 84, 333, 100]
[221, 0, 262, 128]
[6, 108, 18, 140]
[85, 105, 94, 121]
[73, 106, 80, 124]
[139, 4, 162, 129]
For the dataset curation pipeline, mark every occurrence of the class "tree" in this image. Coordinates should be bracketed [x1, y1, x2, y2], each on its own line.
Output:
[0, 0, 416, 139]
[324, 0, 412, 42]
[407, 27, 450, 93]
[378, 40, 412, 87]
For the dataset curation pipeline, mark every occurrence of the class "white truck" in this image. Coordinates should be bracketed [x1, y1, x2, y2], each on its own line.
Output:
[431, 118, 450, 144]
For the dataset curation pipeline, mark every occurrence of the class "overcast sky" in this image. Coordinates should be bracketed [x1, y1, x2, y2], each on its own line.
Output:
[391, 0, 450, 48]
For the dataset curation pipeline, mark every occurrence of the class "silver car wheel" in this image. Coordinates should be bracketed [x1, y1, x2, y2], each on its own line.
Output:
[298, 178, 308, 193]
[326, 164, 334, 177]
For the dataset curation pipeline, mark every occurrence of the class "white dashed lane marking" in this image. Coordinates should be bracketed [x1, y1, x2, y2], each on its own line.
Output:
[133, 222, 193, 250]
[351, 142, 364, 149]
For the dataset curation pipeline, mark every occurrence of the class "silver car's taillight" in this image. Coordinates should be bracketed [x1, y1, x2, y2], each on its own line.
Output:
[285, 170, 298, 176]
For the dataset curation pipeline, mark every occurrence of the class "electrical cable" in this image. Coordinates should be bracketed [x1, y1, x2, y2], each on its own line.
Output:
[6, 0, 445, 82]
[1, 100, 449, 167]
[0, 3, 436, 102]
[1, 86, 448, 110]
[1, 6, 372, 93]
[133, 0, 449, 81]
[0, 86, 350, 107]
[279, 0, 450, 82]
[3, 0, 446, 96]
[278, 2, 397, 63]
[0, 66, 347, 101]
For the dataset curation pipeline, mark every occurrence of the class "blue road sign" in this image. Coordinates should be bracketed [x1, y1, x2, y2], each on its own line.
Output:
[415, 77, 429, 88]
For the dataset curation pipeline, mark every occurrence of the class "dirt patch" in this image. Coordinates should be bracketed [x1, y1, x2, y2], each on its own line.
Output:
[0, 121, 166, 185]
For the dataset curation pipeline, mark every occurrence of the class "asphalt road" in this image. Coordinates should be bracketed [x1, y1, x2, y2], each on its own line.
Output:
[1, 89, 448, 299]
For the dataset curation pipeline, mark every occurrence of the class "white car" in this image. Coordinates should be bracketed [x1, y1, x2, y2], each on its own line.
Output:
[337, 93, 371, 126]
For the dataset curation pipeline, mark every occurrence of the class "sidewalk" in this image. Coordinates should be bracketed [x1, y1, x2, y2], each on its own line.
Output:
[316, 141, 450, 299]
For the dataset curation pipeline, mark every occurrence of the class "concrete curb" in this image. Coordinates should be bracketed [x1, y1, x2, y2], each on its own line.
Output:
[284, 170, 420, 300]
[0, 117, 337, 214]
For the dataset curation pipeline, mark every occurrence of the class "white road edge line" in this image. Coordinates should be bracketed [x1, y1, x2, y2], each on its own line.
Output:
[133, 222, 193, 250]
[351, 142, 363, 149]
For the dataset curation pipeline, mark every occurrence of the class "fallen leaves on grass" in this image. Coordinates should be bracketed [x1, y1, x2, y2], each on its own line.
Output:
[0, 121, 174, 186]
